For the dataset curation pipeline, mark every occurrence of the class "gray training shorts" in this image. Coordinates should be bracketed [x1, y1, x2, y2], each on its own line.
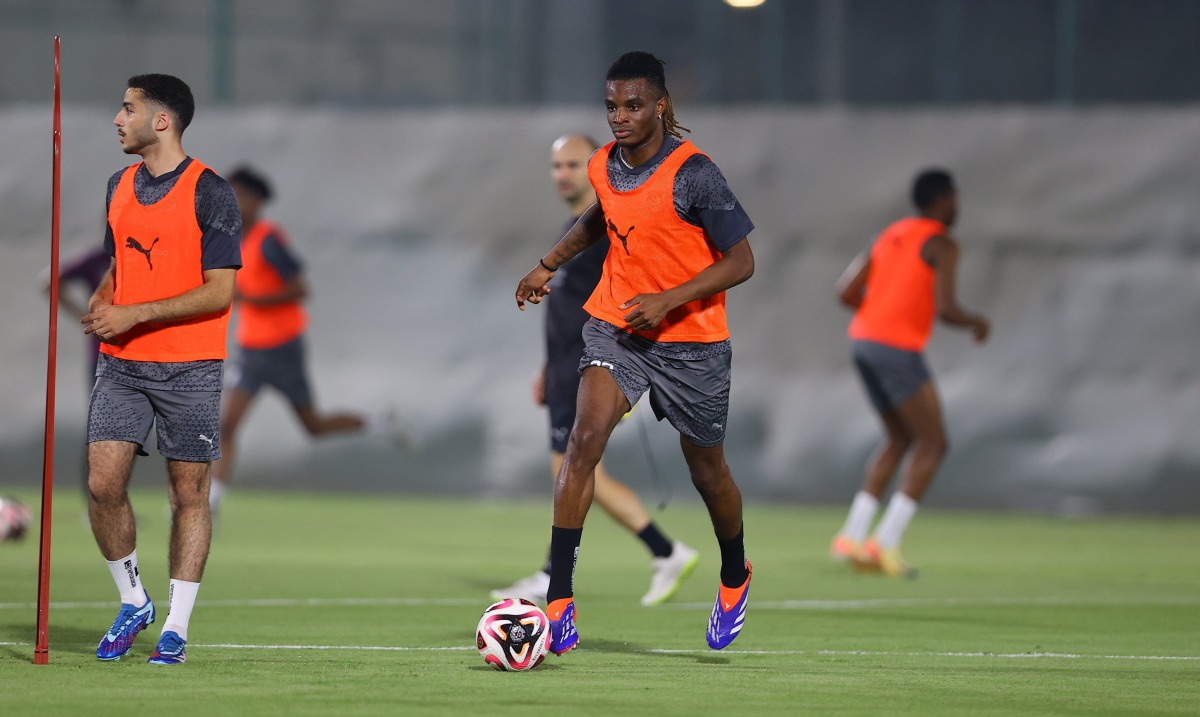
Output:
[226, 336, 313, 409]
[850, 339, 932, 412]
[579, 318, 732, 447]
[87, 354, 223, 462]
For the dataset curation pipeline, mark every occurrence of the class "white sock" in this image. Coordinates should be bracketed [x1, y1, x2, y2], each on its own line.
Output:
[874, 492, 919, 549]
[161, 579, 200, 641]
[839, 491, 880, 543]
[208, 479, 226, 512]
[106, 550, 149, 607]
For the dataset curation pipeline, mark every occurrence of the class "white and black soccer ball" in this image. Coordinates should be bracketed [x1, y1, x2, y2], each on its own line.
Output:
[0, 496, 32, 543]
[476, 598, 549, 672]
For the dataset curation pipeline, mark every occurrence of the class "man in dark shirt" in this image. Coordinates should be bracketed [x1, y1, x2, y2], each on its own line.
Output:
[84, 74, 241, 665]
[516, 52, 757, 654]
[492, 134, 698, 607]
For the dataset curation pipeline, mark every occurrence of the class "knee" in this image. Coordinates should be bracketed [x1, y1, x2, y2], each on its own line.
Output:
[886, 435, 913, 455]
[688, 458, 730, 495]
[918, 433, 948, 459]
[87, 475, 125, 505]
[564, 426, 607, 468]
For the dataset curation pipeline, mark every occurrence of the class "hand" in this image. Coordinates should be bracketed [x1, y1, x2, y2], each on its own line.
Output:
[971, 316, 991, 344]
[515, 265, 554, 310]
[82, 304, 140, 343]
[532, 367, 546, 406]
[620, 291, 677, 332]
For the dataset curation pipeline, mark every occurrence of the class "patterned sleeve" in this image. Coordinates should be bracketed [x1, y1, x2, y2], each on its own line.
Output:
[195, 170, 243, 270]
[674, 154, 755, 253]
[103, 169, 124, 256]
[260, 232, 304, 281]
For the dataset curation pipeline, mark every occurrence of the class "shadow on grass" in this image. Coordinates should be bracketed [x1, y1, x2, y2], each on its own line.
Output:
[582, 637, 731, 665]
[2, 622, 99, 660]
[465, 662, 564, 672]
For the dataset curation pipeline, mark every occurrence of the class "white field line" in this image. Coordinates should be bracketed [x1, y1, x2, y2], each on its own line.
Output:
[667, 596, 1200, 610]
[0, 597, 477, 610]
[2, 595, 1196, 612]
[1, 641, 1196, 661]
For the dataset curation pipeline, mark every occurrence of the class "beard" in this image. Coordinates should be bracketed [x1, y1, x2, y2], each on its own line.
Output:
[122, 123, 158, 155]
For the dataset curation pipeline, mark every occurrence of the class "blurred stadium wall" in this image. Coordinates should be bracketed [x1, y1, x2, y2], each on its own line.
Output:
[1, 1, 1197, 514]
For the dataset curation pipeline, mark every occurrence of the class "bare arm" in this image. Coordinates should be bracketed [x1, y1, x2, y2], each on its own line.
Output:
[515, 202, 607, 310]
[87, 262, 116, 314]
[923, 235, 990, 343]
[82, 268, 237, 342]
[237, 275, 308, 306]
[619, 237, 755, 332]
[835, 253, 870, 309]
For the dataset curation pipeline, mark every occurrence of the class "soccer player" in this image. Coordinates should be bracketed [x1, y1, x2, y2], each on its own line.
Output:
[83, 74, 241, 664]
[208, 166, 402, 517]
[43, 243, 111, 496]
[515, 51, 756, 653]
[830, 168, 990, 578]
[492, 134, 699, 607]
[47, 244, 111, 377]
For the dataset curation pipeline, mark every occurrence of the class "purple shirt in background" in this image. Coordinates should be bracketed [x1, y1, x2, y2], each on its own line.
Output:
[58, 245, 111, 370]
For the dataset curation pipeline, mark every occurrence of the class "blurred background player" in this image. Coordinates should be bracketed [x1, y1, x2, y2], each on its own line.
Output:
[515, 51, 757, 653]
[47, 244, 110, 378]
[43, 243, 111, 497]
[831, 168, 991, 578]
[85, 73, 241, 665]
[491, 134, 699, 607]
[210, 166, 403, 517]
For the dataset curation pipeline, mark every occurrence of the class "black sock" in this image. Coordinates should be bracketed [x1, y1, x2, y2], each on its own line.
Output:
[717, 526, 748, 588]
[637, 522, 674, 559]
[547, 526, 583, 604]
[540, 546, 552, 576]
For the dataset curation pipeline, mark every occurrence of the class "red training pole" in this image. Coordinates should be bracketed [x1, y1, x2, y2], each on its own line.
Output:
[34, 35, 62, 666]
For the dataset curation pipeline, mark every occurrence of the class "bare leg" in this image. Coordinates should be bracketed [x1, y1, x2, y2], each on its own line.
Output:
[892, 381, 948, 501]
[862, 409, 912, 497]
[213, 387, 255, 487]
[87, 441, 139, 560]
[295, 405, 365, 437]
[166, 460, 212, 582]
[591, 457, 653, 533]
[679, 439, 742, 541]
[554, 368, 630, 529]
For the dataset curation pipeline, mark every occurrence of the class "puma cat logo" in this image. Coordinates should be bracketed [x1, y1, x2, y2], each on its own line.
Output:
[126, 237, 160, 270]
[607, 220, 635, 255]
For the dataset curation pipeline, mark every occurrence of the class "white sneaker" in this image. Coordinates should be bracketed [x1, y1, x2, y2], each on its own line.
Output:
[489, 571, 550, 604]
[641, 541, 700, 606]
[367, 406, 416, 449]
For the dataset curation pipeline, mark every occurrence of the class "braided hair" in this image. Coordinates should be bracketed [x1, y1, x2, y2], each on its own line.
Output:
[605, 51, 690, 139]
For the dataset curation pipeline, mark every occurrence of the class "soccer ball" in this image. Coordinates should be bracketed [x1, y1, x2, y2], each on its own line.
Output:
[0, 497, 32, 543]
[476, 598, 549, 671]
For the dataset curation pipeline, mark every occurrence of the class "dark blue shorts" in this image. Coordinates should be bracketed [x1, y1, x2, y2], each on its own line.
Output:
[851, 340, 931, 413]
[227, 336, 313, 409]
[544, 349, 582, 454]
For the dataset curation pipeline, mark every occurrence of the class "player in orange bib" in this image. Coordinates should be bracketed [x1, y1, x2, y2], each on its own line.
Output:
[831, 169, 991, 578]
[207, 166, 405, 518]
[516, 51, 756, 654]
[82, 74, 242, 664]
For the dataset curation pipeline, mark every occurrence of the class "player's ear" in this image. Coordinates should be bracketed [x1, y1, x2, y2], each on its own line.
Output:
[154, 111, 171, 133]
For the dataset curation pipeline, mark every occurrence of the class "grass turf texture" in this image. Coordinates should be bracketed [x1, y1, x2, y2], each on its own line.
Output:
[1, 489, 1197, 716]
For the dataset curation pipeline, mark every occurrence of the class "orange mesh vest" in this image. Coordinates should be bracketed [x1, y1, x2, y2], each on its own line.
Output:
[848, 216, 945, 352]
[235, 220, 308, 349]
[583, 141, 729, 343]
[102, 160, 230, 362]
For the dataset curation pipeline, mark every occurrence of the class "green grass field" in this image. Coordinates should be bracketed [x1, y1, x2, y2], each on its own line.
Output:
[1, 488, 1197, 716]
